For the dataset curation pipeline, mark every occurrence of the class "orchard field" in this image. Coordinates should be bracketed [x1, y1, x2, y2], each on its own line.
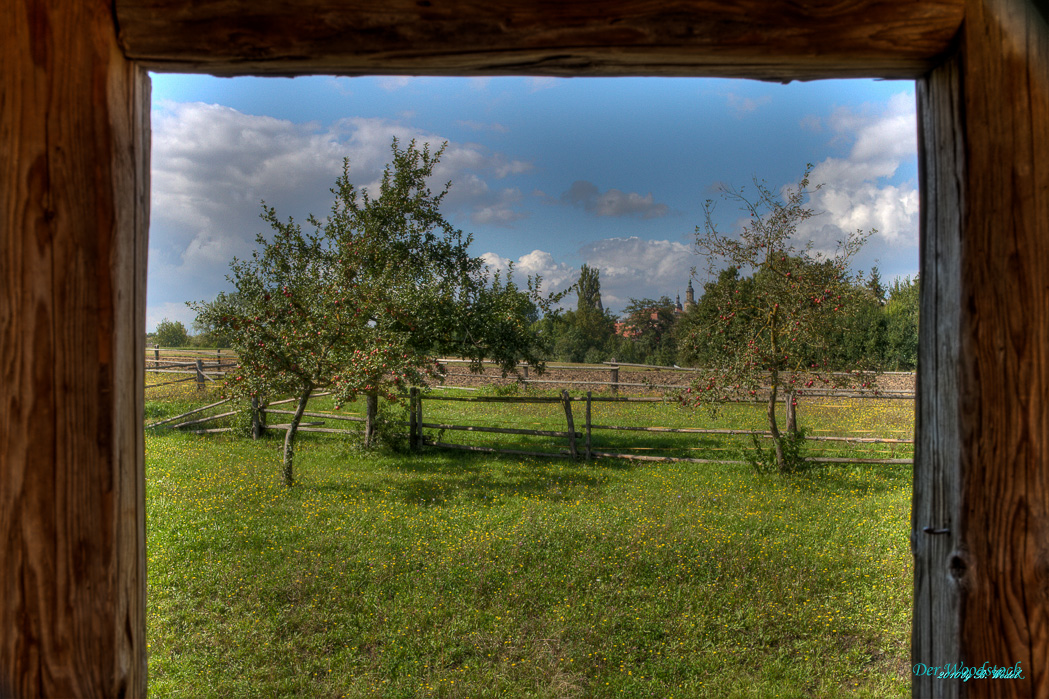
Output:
[145, 386, 914, 698]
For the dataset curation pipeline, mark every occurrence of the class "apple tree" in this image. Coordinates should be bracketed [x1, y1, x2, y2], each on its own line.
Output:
[195, 138, 550, 485]
[681, 165, 873, 473]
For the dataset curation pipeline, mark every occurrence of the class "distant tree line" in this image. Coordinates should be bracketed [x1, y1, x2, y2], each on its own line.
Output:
[147, 315, 234, 349]
[535, 263, 918, 372]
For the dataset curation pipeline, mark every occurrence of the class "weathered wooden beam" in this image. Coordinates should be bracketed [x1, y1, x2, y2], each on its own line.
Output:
[0, 0, 149, 695]
[115, 0, 964, 80]
[914, 2, 1049, 696]
[913, 44, 965, 699]
[955, 0, 1049, 695]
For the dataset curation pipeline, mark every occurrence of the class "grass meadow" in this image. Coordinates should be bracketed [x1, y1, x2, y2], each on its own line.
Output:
[145, 387, 914, 698]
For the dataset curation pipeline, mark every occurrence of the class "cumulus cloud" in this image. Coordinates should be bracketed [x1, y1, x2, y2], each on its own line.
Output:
[561, 180, 669, 219]
[725, 92, 772, 117]
[579, 237, 695, 311]
[481, 239, 697, 315]
[480, 250, 575, 291]
[797, 92, 919, 251]
[148, 101, 535, 322]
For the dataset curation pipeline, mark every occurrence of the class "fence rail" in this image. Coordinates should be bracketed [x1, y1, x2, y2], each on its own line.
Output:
[410, 389, 913, 466]
[143, 348, 913, 463]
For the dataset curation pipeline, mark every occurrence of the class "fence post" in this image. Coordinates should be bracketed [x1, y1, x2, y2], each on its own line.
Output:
[610, 365, 619, 397]
[251, 396, 267, 439]
[521, 364, 529, 386]
[585, 391, 592, 460]
[786, 391, 797, 434]
[561, 390, 577, 459]
[409, 387, 419, 452]
[195, 359, 205, 391]
[153, 344, 159, 368]
[417, 390, 424, 448]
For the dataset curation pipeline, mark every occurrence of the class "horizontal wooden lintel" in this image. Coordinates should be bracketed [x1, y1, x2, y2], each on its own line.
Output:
[116, 0, 964, 80]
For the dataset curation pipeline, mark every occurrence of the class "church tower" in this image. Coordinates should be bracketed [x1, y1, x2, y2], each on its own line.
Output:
[684, 280, 696, 309]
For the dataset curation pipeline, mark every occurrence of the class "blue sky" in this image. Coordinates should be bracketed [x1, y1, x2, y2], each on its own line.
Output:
[147, 74, 919, 331]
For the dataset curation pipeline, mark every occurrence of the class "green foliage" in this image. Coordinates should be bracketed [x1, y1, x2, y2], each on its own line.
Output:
[747, 427, 811, 475]
[683, 164, 874, 473]
[193, 138, 552, 481]
[154, 318, 189, 347]
[884, 276, 919, 370]
[189, 293, 237, 347]
[618, 296, 680, 365]
[675, 266, 755, 368]
[531, 265, 617, 363]
[825, 292, 886, 370]
[866, 265, 887, 305]
[576, 263, 604, 313]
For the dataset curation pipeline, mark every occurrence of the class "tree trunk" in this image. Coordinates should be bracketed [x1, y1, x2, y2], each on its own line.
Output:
[767, 370, 786, 472]
[282, 387, 312, 486]
[364, 391, 378, 447]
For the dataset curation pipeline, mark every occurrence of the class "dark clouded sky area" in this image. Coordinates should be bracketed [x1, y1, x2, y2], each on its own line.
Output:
[147, 74, 919, 331]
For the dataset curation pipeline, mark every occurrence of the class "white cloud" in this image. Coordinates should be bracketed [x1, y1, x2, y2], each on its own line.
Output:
[725, 92, 772, 117]
[377, 76, 413, 91]
[797, 92, 919, 252]
[481, 239, 697, 315]
[561, 180, 670, 219]
[528, 77, 559, 92]
[147, 101, 536, 323]
[480, 250, 575, 292]
[579, 237, 695, 311]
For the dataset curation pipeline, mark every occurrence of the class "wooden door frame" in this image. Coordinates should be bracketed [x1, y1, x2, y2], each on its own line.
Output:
[3, 1, 1046, 696]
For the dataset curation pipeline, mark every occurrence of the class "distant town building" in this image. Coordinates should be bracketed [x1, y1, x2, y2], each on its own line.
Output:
[616, 280, 696, 336]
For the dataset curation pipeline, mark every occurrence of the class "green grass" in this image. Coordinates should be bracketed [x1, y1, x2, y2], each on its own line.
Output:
[146, 393, 913, 698]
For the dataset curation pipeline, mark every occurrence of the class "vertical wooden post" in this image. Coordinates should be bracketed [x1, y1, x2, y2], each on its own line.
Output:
[785, 391, 797, 434]
[561, 390, 577, 459]
[521, 364, 529, 386]
[956, 2, 1049, 695]
[914, 4, 1049, 696]
[409, 387, 419, 451]
[251, 396, 267, 439]
[417, 391, 424, 448]
[154, 344, 160, 367]
[195, 359, 206, 391]
[913, 48, 964, 699]
[585, 391, 592, 460]
[610, 365, 619, 397]
[364, 393, 378, 447]
[0, 0, 149, 695]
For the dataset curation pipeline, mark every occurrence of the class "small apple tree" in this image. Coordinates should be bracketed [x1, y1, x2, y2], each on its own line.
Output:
[195, 138, 550, 485]
[681, 165, 873, 473]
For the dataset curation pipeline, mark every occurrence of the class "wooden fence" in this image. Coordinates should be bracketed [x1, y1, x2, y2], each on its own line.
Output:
[145, 347, 238, 393]
[409, 389, 913, 466]
[144, 390, 367, 435]
[434, 358, 916, 399]
[144, 348, 914, 464]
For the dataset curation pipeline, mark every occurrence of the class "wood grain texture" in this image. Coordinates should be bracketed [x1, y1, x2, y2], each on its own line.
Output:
[955, 2, 1049, 696]
[0, 0, 149, 696]
[115, 0, 964, 79]
[913, 49, 965, 699]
